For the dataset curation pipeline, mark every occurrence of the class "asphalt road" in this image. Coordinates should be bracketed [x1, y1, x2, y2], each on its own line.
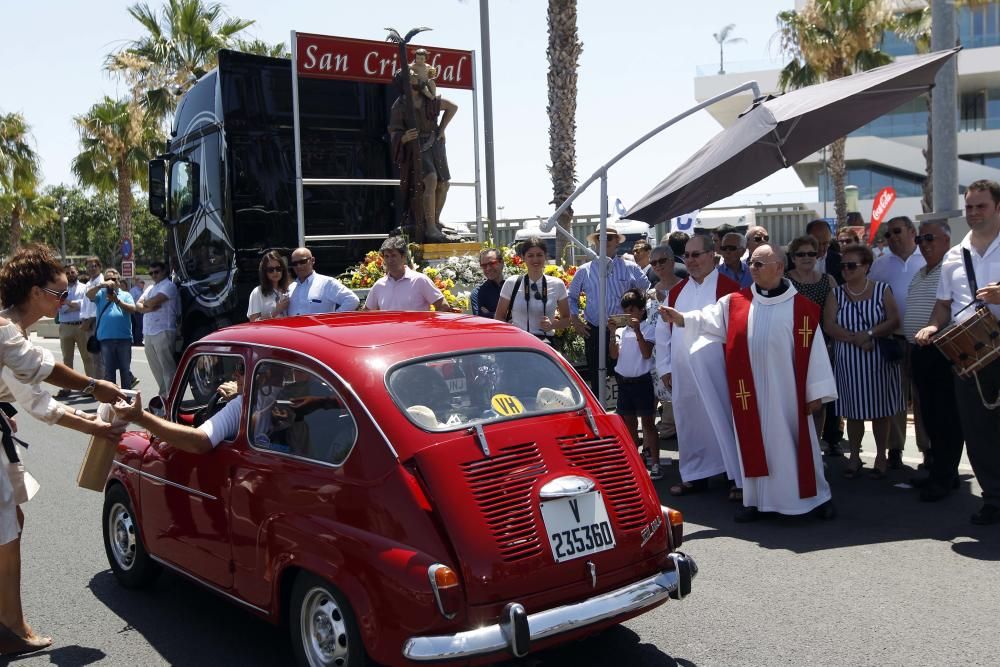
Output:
[10, 338, 1000, 667]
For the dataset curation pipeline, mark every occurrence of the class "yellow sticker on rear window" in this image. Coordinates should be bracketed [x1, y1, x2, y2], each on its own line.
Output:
[491, 394, 524, 416]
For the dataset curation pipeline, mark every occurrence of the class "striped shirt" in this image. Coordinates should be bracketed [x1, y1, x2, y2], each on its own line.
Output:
[902, 263, 942, 343]
[568, 257, 649, 325]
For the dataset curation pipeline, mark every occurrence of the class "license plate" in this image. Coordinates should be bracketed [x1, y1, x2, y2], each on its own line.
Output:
[539, 491, 616, 563]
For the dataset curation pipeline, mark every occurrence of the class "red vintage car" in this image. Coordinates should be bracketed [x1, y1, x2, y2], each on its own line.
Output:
[101, 312, 697, 666]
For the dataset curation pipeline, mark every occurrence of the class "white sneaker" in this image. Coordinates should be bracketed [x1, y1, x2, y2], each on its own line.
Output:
[649, 464, 662, 480]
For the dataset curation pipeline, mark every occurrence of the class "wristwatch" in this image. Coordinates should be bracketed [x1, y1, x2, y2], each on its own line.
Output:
[82, 378, 97, 395]
[866, 330, 874, 338]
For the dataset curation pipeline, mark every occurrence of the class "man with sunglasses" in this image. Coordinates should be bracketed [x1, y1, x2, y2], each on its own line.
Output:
[718, 232, 752, 288]
[805, 219, 844, 284]
[869, 216, 927, 469]
[287, 248, 360, 316]
[134, 261, 179, 398]
[79, 257, 104, 377]
[661, 244, 837, 522]
[470, 248, 504, 318]
[916, 179, 1000, 525]
[743, 225, 770, 258]
[655, 234, 742, 497]
[55, 265, 94, 397]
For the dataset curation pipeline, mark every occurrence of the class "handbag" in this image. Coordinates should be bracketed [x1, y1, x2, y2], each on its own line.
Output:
[87, 299, 112, 353]
[875, 336, 904, 363]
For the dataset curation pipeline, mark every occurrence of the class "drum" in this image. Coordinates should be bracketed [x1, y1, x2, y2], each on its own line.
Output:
[934, 307, 1000, 378]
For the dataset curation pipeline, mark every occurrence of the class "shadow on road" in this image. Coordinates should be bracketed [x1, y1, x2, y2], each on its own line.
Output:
[87, 569, 287, 666]
[499, 624, 696, 666]
[654, 450, 1000, 558]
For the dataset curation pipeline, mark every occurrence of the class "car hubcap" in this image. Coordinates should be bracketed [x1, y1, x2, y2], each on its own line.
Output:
[301, 587, 349, 666]
[108, 503, 136, 570]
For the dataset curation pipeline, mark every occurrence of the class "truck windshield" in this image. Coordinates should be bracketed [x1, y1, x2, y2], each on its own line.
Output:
[388, 350, 583, 432]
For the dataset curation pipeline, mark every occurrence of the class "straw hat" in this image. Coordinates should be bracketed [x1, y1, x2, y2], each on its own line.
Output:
[586, 225, 626, 245]
[535, 387, 576, 410]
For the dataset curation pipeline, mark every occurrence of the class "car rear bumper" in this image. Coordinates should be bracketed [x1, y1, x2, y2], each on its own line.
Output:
[402, 551, 697, 662]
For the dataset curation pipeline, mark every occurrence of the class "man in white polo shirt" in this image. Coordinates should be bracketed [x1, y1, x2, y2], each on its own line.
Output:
[916, 179, 1000, 525]
[287, 247, 359, 316]
[364, 236, 449, 311]
[137, 261, 179, 397]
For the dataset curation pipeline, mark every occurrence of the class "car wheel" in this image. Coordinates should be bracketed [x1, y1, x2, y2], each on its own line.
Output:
[102, 484, 160, 588]
[290, 573, 366, 667]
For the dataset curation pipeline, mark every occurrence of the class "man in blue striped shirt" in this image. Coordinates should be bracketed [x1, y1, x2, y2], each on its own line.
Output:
[569, 226, 650, 394]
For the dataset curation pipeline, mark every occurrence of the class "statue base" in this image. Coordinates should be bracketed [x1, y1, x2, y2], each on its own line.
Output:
[419, 242, 482, 260]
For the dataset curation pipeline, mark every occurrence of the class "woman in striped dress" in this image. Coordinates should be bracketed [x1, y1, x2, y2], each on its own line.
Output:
[823, 244, 903, 479]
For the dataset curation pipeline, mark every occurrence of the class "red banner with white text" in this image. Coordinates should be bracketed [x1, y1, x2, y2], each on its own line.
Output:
[294, 32, 474, 90]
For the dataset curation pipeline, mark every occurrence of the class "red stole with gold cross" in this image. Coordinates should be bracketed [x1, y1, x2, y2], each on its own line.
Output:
[725, 289, 821, 499]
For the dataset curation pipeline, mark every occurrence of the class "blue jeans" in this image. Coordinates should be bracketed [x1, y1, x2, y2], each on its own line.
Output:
[101, 339, 134, 388]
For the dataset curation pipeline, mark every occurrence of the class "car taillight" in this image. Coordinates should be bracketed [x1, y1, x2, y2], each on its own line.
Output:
[428, 564, 462, 620]
[662, 506, 684, 549]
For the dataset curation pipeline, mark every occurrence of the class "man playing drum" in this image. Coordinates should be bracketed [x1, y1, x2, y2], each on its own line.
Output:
[916, 179, 1000, 526]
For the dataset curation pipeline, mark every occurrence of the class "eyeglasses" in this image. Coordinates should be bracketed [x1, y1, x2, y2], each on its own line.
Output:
[916, 233, 939, 244]
[649, 257, 673, 267]
[149, 270, 161, 276]
[480, 260, 498, 269]
[682, 250, 712, 261]
[266, 265, 284, 273]
[41, 286, 69, 300]
[752, 235, 769, 243]
[884, 227, 908, 237]
[529, 283, 544, 301]
[290, 258, 311, 267]
[842, 261, 866, 271]
[794, 251, 818, 258]
[749, 260, 781, 269]
[720, 245, 740, 252]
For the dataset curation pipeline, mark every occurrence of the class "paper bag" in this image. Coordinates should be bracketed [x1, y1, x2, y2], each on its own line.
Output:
[76, 402, 124, 492]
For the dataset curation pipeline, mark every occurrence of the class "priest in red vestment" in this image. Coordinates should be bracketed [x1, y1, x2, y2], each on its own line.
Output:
[660, 244, 837, 522]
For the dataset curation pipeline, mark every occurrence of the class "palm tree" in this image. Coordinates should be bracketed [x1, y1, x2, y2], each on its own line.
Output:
[0, 111, 45, 250]
[547, 0, 583, 264]
[776, 0, 896, 226]
[713, 24, 746, 75]
[72, 97, 163, 244]
[107, 0, 264, 119]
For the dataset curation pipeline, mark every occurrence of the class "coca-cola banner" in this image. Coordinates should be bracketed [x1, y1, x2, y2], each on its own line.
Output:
[294, 32, 474, 90]
[869, 186, 897, 241]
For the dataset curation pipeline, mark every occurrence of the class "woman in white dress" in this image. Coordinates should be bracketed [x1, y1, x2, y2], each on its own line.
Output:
[645, 245, 681, 440]
[494, 237, 571, 341]
[247, 251, 295, 321]
[0, 245, 125, 657]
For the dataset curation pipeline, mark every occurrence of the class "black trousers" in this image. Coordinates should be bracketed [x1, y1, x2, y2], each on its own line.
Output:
[953, 357, 1000, 504]
[583, 323, 616, 397]
[910, 344, 964, 485]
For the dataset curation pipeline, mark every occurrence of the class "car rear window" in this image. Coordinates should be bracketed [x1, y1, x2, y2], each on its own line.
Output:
[387, 350, 584, 431]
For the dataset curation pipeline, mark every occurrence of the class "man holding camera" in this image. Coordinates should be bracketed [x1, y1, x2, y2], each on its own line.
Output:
[85, 268, 137, 390]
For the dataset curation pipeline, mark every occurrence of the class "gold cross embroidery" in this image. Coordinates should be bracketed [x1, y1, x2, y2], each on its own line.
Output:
[798, 316, 813, 349]
[735, 379, 752, 411]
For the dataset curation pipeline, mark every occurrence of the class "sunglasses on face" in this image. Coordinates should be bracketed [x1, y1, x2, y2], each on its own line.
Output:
[749, 260, 780, 269]
[290, 258, 311, 267]
[649, 257, 673, 267]
[41, 286, 69, 300]
[480, 260, 498, 269]
[266, 265, 284, 273]
[752, 235, 769, 243]
[794, 251, 818, 258]
[720, 245, 741, 252]
[884, 227, 908, 237]
[916, 233, 939, 244]
[842, 261, 866, 271]
[682, 250, 712, 261]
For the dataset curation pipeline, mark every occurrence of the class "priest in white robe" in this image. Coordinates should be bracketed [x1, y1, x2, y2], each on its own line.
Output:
[655, 235, 742, 496]
[661, 244, 837, 521]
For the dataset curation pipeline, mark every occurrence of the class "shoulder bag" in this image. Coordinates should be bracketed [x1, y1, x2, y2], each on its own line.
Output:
[86, 299, 112, 353]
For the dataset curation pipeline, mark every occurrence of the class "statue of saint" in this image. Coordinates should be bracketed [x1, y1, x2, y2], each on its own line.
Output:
[388, 70, 458, 243]
[408, 48, 438, 100]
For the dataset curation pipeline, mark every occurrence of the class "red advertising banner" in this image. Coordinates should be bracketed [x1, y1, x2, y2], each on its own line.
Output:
[868, 186, 897, 241]
[295, 32, 474, 90]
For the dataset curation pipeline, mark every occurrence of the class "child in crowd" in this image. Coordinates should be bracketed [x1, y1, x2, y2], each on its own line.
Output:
[608, 288, 660, 479]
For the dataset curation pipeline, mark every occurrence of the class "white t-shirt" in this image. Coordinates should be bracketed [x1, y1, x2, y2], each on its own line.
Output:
[140, 279, 179, 335]
[197, 395, 243, 448]
[366, 268, 443, 311]
[500, 274, 567, 335]
[247, 283, 296, 319]
[80, 275, 103, 319]
[614, 322, 656, 377]
[937, 231, 1000, 324]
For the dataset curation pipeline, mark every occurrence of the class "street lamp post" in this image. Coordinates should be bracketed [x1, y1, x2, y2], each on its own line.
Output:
[61, 216, 67, 262]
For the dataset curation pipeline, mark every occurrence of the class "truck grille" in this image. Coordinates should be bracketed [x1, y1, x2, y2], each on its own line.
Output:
[557, 434, 649, 531]
[461, 441, 548, 562]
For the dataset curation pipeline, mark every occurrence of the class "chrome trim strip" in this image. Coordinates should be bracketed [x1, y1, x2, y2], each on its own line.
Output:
[539, 475, 596, 499]
[148, 554, 268, 615]
[112, 460, 218, 501]
[200, 340, 399, 461]
[402, 557, 698, 661]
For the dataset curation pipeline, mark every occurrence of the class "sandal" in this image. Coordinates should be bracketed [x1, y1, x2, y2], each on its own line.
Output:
[669, 479, 708, 497]
[0, 624, 52, 657]
[843, 459, 865, 479]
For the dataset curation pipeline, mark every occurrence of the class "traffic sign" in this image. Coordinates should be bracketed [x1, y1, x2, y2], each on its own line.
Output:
[121, 260, 135, 279]
[121, 238, 133, 259]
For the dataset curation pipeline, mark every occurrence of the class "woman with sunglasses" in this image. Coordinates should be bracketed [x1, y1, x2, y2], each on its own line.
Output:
[494, 237, 570, 341]
[645, 246, 680, 442]
[247, 251, 295, 322]
[822, 243, 903, 479]
[0, 245, 125, 656]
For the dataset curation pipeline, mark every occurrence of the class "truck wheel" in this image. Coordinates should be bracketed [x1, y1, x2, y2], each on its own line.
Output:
[290, 573, 366, 667]
[103, 484, 160, 588]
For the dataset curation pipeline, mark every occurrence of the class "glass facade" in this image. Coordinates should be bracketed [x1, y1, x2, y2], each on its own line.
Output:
[819, 165, 924, 201]
[961, 153, 1000, 169]
[883, 3, 1000, 55]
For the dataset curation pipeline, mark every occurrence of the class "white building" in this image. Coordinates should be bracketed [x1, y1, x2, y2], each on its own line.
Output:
[693, 0, 1000, 225]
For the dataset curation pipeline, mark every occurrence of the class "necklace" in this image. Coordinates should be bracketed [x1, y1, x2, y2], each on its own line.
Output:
[844, 279, 869, 298]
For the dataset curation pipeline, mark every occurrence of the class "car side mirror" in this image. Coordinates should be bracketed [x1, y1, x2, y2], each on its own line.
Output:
[149, 158, 168, 221]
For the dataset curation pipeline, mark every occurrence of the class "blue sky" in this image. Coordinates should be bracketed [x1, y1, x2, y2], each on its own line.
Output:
[0, 0, 805, 221]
